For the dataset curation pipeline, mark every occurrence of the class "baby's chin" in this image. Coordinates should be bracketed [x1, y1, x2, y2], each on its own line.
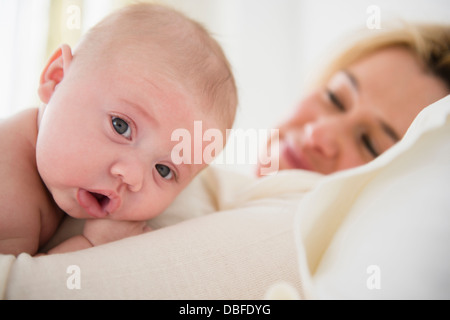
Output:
[51, 194, 95, 220]
[62, 206, 96, 220]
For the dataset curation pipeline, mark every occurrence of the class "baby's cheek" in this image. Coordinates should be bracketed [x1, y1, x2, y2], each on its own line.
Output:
[135, 190, 178, 220]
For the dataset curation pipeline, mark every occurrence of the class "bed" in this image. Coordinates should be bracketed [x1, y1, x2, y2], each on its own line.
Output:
[1, 94, 449, 299]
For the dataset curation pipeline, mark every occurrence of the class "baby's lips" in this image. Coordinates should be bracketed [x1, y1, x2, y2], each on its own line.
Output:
[77, 189, 108, 218]
[104, 192, 121, 215]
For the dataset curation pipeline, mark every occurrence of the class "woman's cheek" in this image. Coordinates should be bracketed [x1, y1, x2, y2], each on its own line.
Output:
[282, 91, 321, 130]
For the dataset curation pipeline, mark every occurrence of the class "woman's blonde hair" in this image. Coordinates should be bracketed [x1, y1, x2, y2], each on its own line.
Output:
[315, 22, 450, 90]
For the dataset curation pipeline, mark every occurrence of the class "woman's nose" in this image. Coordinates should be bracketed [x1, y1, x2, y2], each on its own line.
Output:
[303, 120, 341, 159]
[110, 158, 145, 192]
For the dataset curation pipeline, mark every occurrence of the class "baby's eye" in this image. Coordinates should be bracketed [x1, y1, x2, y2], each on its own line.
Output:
[155, 164, 173, 180]
[112, 117, 132, 139]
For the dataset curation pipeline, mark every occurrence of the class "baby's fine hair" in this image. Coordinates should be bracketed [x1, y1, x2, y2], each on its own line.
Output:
[74, 2, 237, 129]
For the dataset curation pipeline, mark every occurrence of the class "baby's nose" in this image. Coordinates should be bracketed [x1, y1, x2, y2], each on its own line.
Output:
[110, 159, 145, 192]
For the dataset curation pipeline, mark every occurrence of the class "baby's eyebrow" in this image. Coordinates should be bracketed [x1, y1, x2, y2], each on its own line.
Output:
[122, 99, 158, 127]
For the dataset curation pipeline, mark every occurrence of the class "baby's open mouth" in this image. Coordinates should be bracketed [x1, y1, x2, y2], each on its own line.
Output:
[91, 192, 110, 208]
[77, 189, 121, 218]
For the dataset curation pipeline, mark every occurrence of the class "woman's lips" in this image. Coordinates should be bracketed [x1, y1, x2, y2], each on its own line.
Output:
[77, 189, 121, 218]
[279, 140, 313, 171]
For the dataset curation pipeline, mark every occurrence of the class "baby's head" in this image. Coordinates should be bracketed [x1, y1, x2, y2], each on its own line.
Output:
[36, 3, 237, 221]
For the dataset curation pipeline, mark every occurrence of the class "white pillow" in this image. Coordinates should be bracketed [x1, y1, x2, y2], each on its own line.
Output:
[294, 94, 450, 299]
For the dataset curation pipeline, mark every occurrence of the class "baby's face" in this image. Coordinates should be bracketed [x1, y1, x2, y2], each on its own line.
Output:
[36, 47, 216, 221]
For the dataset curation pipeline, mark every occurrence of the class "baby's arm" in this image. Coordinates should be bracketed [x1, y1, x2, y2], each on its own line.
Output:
[0, 174, 62, 256]
[0, 108, 63, 256]
[47, 219, 150, 254]
[45, 235, 93, 254]
[0, 180, 42, 256]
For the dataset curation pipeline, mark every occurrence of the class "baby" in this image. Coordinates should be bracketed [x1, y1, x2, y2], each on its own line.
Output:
[0, 3, 237, 256]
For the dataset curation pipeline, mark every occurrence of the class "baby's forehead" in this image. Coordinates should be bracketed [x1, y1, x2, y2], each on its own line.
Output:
[76, 4, 236, 130]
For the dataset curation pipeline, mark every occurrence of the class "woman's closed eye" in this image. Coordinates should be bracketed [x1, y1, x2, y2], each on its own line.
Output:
[155, 164, 174, 180]
[361, 133, 379, 158]
[326, 89, 346, 112]
[326, 90, 380, 158]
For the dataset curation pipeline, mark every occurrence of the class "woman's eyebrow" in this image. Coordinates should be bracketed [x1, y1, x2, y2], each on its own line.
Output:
[342, 70, 359, 90]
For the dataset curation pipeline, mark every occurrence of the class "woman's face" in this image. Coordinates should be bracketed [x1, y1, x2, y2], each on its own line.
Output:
[259, 47, 449, 175]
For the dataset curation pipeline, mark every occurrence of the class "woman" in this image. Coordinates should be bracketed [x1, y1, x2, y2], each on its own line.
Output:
[258, 23, 450, 176]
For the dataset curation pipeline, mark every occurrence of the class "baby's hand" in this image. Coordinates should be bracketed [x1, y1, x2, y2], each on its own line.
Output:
[83, 219, 151, 247]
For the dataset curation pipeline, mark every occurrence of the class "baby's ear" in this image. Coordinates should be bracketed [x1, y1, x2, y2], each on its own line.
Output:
[38, 44, 73, 103]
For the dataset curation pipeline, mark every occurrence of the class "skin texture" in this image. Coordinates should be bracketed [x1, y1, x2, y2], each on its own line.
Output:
[0, 108, 63, 256]
[258, 47, 449, 176]
[37, 45, 212, 222]
[0, 41, 219, 256]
